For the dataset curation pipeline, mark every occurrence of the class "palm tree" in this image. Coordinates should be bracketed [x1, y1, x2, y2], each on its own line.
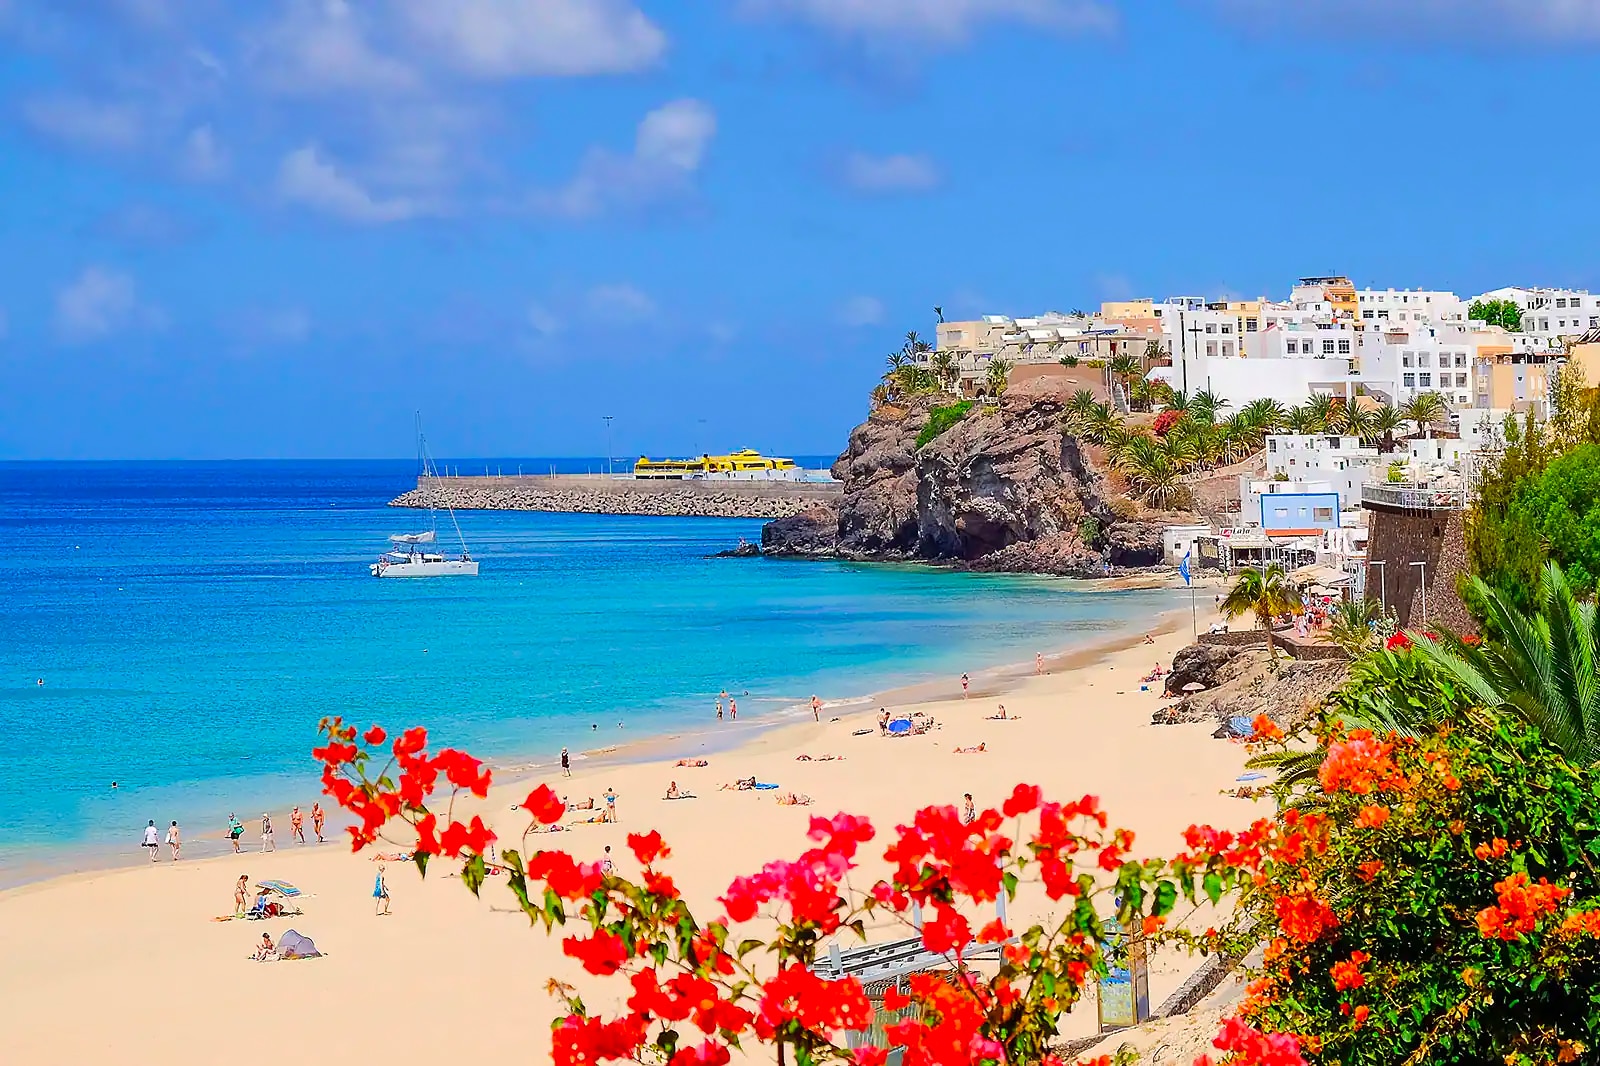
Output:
[1399, 391, 1447, 437]
[1322, 598, 1382, 658]
[1286, 404, 1322, 434]
[1409, 563, 1600, 764]
[1370, 403, 1404, 452]
[1064, 389, 1099, 430]
[1345, 404, 1378, 447]
[1114, 434, 1186, 509]
[933, 306, 944, 323]
[1191, 390, 1230, 426]
[1162, 388, 1192, 415]
[1169, 417, 1220, 470]
[1142, 339, 1167, 368]
[929, 350, 958, 391]
[1240, 398, 1288, 435]
[1109, 353, 1141, 391]
[1218, 413, 1255, 465]
[1304, 394, 1346, 433]
[904, 330, 931, 359]
[1082, 405, 1123, 446]
[1220, 564, 1302, 660]
[984, 356, 1013, 398]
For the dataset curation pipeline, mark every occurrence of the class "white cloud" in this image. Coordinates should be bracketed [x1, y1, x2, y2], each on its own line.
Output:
[839, 151, 940, 193]
[276, 144, 424, 223]
[250, 0, 419, 97]
[228, 306, 312, 346]
[586, 283, 656, 320]
[532, 98, 716, 219]
[527, 302, 564, 335]
[179, 124, 228, 180]
[1209, 0, 1600, 41]
[399, 0, 667, 77]
[838, 295, 885, 327]
[21, 96, 143, 151]
[55, 266, 160, 344]
[740, 0, 1114, 41]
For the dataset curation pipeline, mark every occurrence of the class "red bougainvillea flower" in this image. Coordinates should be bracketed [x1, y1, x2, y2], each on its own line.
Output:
[438, 815, 495, 857]
[1275, 888, 1338, 944]
[1477, 872, 1570, 940]
[754, 965, 871, 1038]
[628, 829, 670, 866]
[1461, 632, 1484, 646]
[1353, 805, 1390, 830]
[1357, 860, 1384, 882]
[563, 929, 632, 975]
[1002, 783, 1043, 818]
[362, 725, 386, 746]
[1330, 951, 1369, 991]
[1250, 714, 1285, 742]
[1385, 632, 1412, 651]
[522, 784, 567, 825]
[550, 1013, 648, 1066]
[1210, 1016, 1307, 1066]
[527, 850, 605, 900]
[1318, 731, 1406, 795]
[432, 748, 493, 797]
[393, 726, 429, 759]
[1474, 837, 1509, 861]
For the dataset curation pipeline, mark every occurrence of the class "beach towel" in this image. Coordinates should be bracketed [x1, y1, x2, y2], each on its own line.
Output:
[663, 793, 697, 800]
[754, 783, 778, 790]
[851, 728, 873, 736]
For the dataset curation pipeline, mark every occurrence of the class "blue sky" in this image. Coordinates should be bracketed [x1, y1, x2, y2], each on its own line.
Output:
[2, 0, 1598, 460]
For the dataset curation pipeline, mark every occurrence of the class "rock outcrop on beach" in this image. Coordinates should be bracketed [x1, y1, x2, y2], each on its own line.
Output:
[761, 377, 1186, 576]
[1151, 645, 1346, 733]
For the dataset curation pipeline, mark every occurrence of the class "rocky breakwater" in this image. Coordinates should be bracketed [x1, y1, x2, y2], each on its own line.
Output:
[761, 376, 1194, 577]
[389, 475, 838, 520]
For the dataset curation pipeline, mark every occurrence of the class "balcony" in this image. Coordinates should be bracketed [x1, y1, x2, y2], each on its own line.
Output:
[1361, 483, 1465, 512]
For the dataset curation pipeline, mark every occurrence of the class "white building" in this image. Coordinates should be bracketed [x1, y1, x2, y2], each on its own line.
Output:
[1456, 407, 1516, 450]
[1238, 435, 1380, 530]
[1162, 306, 1241, 394]
[1473, 287, 1600, 347]
[1356, 289, 1466, 327]
[1355, 323, 1475, 407]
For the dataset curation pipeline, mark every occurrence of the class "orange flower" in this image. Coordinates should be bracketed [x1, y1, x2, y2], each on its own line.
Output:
[1351, 1004, 1370, 1029]
[1330, 951, 1369, 991]
[1354, 805, 1390, 830]
[1473, 838, 1509, 861]
[1477, 872, 1571, 940]
[1275, 888, 1338, 944]
[1250, 714, 1285, 742]
[1357, 860, 1385, 882]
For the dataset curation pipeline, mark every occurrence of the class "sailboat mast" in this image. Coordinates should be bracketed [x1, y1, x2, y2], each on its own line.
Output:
[418, 418, 470, 556]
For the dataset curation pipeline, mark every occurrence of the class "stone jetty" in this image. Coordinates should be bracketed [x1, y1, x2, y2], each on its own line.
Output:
[389, 475, 841, 520]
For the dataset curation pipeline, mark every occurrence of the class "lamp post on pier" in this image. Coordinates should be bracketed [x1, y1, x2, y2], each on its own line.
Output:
[603, 415, 614, 478]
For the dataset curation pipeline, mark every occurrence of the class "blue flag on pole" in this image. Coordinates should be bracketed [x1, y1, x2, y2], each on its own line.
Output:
[1180, 550, 1192, 587]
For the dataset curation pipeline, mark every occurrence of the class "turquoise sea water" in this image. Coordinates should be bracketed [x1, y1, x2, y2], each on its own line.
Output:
[0, 460, 1179, 870]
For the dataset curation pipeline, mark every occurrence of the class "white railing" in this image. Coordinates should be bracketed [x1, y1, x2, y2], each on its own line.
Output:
[1360, 483, 1466, 510]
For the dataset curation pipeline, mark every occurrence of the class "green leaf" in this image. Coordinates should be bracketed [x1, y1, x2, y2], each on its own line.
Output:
[461, 852, 487, 897]
[1203, 871, 1223, 905]
[413, 850, 430, 877]
[1153, 880, 1178, 917]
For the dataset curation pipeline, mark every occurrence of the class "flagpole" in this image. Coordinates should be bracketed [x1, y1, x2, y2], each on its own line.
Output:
[1190, 580, 1197, 635]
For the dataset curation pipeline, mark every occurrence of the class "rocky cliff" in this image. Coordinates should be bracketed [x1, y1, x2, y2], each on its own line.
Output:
[761, 377, 1187, 576]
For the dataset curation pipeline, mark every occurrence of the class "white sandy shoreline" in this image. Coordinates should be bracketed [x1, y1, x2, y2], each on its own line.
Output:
[0, 589, 1254, 1065]
[1, 585, 1195, 891]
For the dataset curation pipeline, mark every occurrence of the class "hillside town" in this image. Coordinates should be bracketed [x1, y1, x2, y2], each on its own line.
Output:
[894, 278, 1600, 621]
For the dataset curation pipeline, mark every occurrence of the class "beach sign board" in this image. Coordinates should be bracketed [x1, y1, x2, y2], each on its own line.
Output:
[1096, 917, 1151, 1032]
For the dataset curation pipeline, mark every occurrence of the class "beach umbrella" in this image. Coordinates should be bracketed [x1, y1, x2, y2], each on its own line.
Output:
[1182, 682, 1206, 694]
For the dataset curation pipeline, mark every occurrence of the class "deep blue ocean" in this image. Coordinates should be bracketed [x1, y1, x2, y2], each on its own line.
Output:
[0, 460, 1178, 869]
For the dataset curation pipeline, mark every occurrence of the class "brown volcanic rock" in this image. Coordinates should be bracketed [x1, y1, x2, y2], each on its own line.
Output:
[761, 383, 1191, 575]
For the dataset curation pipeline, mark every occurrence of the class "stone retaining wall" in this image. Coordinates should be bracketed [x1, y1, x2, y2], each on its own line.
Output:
[390, 476, 838, 520]
[1197, 629, 1346, 661]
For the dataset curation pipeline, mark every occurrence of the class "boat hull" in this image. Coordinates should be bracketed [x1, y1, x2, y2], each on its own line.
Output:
[371, 560, 480, 578]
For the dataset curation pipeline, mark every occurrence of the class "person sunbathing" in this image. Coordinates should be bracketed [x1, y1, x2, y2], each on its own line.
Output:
[675, 758, 709, 767]
[663, 781, 697, 799]
[954, 743, 987, 754]
[720, 776, 758, 791]
[566, 797, 595, 811]
[252, 932, 275, 961]
[569, 811, 608, 824]
[776, 792, 813, 806]
[986, 705, 1013, 721]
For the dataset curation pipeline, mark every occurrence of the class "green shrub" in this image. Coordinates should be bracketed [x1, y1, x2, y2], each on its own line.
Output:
[916, 400, 975, 449]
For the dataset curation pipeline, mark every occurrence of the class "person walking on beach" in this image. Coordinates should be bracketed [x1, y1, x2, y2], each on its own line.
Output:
[811, 695, 822, 722]
[235, 873, 250, 917]
[166, 820, 181, 861]
[560, 748, 571, 777]
[729, 698, 737, 721]
[261, 813, 275, 853]
[962, 794, 976, 826]
[1035, 653, 1044, 675]
[141, 819, 160, 862]
[716, 698, 723, 722]
[227, 813, 244, 854]
[961, 673, 970, 698]
[373, 863, 390, 916]
[290, 806, 305, 844]
[878, 708, 890, 735]
[601, 845, 615, 876]
[311, 802, 325, 843]
[603, 787, 618, 823]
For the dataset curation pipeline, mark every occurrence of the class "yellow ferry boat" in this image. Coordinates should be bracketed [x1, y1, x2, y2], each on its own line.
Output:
[633, 449, 803, 481]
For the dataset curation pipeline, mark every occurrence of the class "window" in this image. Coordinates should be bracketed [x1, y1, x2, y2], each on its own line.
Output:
[1591, 316, 1598, 328]
[1247, 318, 1258, 331]
[1456, 373, 1468, 387]
[1206, 342, 1217, 357]
[1456, 354, 1466, 367]
[1404, 373, 1416, 387]
[1362, 310, 1374, 320]
[1313, 507, 1334, 522]
[1268, 440, 1277, 453]
[1322, 340, 1336, 354]
[1557, 298, 1568, 308]
[1273, 508, 1289, 520]
[1338, 339, 1351, 354]
[1420, 373, 1432, 386]
[1205, 323, 1217, 334]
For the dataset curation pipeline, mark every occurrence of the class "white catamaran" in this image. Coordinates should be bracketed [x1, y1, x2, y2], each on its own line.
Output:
[372, 421, 479, 578]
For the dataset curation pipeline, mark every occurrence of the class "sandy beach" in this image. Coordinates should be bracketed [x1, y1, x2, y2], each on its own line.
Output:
[0, 605, 1253, 1063]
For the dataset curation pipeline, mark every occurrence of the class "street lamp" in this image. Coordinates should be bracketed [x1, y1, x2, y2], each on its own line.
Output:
[1409, 560, 1427, 628]
[1369, 560, 1387, 617]
[603, 415, 614, 477]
